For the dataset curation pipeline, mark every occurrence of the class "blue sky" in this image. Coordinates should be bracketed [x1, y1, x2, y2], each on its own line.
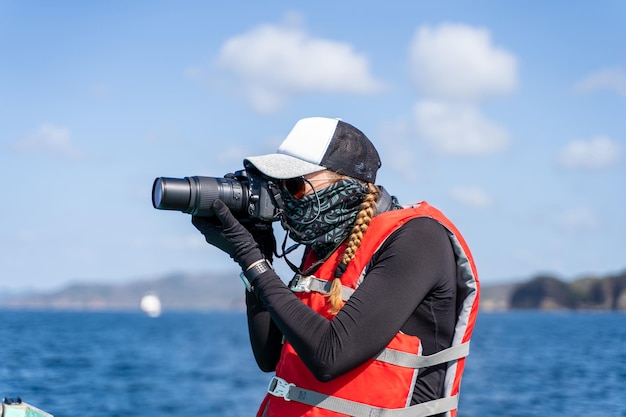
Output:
[1, 1, 625, 291]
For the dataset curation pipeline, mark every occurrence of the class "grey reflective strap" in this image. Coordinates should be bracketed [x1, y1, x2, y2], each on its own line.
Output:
[375, 342, 470, 369]
[268, 376, 458, 417]
[290, 275, 355, 301]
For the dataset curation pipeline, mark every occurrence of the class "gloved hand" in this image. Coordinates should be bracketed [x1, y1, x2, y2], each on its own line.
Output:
[240, 219, 276, 263]
[222, 172, 276, 262]
[191, 199, 264, 271]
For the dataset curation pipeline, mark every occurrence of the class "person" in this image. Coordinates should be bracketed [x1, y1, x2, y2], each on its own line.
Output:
[191, 117, 480, 417]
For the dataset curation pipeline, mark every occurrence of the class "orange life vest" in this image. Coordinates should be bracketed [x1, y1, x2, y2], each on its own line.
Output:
[257, 201, 480, 417]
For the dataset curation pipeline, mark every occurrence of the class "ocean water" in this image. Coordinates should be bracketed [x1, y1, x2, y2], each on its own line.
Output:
[1, 310, 624, 417]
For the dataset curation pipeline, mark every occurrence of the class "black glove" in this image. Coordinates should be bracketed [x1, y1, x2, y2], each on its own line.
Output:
[241, 219, 276, 263]
[222, 172, 276, 262]
[191, 199, 264, 270]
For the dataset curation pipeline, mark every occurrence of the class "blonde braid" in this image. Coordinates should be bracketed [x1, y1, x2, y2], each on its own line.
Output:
[328, 182, 379, 314]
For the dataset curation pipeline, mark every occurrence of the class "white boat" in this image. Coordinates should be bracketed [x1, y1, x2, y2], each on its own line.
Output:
[140, 293, 162, 317]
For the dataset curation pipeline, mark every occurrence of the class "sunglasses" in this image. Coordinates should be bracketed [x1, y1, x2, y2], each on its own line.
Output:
[282, 177, 337, 199]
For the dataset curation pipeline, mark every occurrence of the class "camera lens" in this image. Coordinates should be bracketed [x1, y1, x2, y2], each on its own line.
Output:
[151, 176, 249, 217]
[152, 177, 192, 211]
[153, 180, 163, 207]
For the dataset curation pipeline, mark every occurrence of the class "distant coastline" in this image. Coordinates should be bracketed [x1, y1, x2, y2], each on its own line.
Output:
[0, 272, 246, 312]
[481, 269, 626, 311]
[1, 268, 625, 313]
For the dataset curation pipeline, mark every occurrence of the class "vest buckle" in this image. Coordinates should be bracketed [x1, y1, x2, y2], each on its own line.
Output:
[290, 275, 313, 293]
[267, 376, 294, 401]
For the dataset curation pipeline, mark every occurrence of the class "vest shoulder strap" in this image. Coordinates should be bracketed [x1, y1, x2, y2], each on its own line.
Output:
[375, 341, 470, 369]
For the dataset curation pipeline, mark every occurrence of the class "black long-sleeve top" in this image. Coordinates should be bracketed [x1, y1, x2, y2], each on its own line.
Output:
[246, 216, 457, 405]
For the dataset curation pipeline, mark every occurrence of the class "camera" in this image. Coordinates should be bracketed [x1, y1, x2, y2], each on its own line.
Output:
[152, 169, 282, 221]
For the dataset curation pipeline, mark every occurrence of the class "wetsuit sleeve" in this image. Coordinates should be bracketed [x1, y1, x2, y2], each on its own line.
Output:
[250, 217, 456, 382]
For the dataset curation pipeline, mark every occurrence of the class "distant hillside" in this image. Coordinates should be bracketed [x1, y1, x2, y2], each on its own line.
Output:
[481, 269, 626, 311]
[0, 272, 246, 312]
[510, 272, 626, 310]
[2, 269, 625, 313]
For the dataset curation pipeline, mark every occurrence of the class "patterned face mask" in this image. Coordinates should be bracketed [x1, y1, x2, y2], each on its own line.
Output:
[280, 178, 368, 257]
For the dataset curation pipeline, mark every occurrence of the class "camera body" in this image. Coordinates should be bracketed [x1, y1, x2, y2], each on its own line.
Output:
[152, 169, 282, 222]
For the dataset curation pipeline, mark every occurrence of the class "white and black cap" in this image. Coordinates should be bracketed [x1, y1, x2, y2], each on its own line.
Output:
[244, 117, 381, 182]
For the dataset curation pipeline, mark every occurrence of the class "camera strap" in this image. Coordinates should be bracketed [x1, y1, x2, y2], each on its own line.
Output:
[276, 233, 308, 275]
[267, 181, 286, 218]
[276, 231, 347, 277]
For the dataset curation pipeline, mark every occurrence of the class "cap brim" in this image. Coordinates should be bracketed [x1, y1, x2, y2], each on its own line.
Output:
[244, 153, 326, 179]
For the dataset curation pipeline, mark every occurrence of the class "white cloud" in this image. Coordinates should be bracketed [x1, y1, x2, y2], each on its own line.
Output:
[13, 124, 82, 160]
[414, 100, 510, 155]
[558, 136, 623, 169]
[409, 23, 518, 101]
[556, 207, 600, 233]
[408, 23, 516, 156]
[213, 14, 386, 113]
[450, 186, 493, 209]
[573, 67, 626, 97]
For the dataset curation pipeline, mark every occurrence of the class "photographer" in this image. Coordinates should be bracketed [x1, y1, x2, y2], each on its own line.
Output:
[190, 117, 479, 417]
